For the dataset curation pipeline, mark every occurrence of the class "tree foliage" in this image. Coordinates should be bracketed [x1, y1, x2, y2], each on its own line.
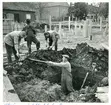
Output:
[99, 3, 109, 18]
[68, 3, 88, 20]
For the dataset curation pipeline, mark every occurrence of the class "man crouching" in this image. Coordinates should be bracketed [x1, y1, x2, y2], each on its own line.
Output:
[4, 31, 26, 63]
[44, 30, 59, 51]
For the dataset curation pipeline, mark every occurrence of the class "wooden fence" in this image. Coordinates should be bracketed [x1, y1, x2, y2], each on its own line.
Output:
[3, 17, 108, 37]
[44, 16, 108, 39]
[3, 19, 25, 35]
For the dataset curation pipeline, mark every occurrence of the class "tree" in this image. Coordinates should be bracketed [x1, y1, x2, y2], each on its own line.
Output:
[88, 4, 99, 22]
[33, 2, 47, 20]
[99, 3, 109, 18]
[38, 3, 45, 19]
[68, 3, 88, 20]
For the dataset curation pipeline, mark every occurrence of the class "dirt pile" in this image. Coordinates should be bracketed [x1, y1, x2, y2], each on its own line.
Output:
[74, 43, 108, 73]
[13, 79, 62, 102]
[4, 43, 108, 102]
[13, 78, 100, 102]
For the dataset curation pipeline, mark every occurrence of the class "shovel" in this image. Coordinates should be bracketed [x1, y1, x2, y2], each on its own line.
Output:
[28, 58, 48, 63]
[80, 72, 89, 89]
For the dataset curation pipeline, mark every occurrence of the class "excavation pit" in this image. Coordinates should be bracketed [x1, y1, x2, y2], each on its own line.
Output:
[4, 43, 108, 102]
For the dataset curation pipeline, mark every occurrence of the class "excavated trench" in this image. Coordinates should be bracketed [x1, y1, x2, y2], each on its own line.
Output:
[4, 43, 108, 102]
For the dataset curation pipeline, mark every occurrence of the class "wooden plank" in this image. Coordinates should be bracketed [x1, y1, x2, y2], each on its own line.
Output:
[95, 86, 108, 102]
[97, 86, 108, 93]
[101, 43, 109, 50]
[3, 75, 20, 102]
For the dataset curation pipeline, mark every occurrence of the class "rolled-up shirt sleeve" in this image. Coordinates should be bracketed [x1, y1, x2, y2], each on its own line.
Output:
[50, 62, 69, 68]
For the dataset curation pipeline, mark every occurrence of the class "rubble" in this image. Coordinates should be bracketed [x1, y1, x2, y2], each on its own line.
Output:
[3, 43, 108, 102]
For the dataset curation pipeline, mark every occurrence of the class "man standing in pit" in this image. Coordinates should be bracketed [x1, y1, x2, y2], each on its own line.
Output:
[47, 55, 74, 95]
[44, 30, 59, 51]
[23, 19, 40, 54]
[4, 31, 26, 63]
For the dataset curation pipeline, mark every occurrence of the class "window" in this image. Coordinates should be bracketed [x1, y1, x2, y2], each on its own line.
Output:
[26, 14, 31, 19]
[14, 13, 20, 22]
[3, 13, 7, 19]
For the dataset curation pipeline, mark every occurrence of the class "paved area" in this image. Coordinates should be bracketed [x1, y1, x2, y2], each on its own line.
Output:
[3, 75, 20, 102]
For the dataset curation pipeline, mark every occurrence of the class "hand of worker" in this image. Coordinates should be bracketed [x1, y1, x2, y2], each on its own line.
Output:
[18, 48, 22, 54]
[46, 44, 49, 48]
[47, 46, 50, 50]
[47, 61, 53, 66]
[45, 42, 49, 48]
[46, 46, 49, 50]
[47, 47, 52, 50]
[49, 46, 53, 50]
[16, 52, 20, 59]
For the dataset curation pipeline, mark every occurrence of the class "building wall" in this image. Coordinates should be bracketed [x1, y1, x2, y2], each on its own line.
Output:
[35, 6, 68, 22]
[3, 10, 36, 22]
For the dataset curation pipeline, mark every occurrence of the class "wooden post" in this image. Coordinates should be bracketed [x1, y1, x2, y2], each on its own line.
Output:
[75, 21, 77, 36]
[45, 25, 47, 32]
[59, 22, 61, 38]
[36, 16, 39, 22]
[100, 17, 102, 31]
[89, 20, 92, 40]
[79, 23, 81, 30]
[68, 16, 70, 31]
[59, 22, 61, 31]
[49, 15, 51, 30]
[103, 23, 108, 36]
[83, 20, 88, 38]
[71, 27, 73, 34]
[54, 26, 57, 32]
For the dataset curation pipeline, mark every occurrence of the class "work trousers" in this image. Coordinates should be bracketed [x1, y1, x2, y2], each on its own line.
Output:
[49, 38, 58, 51]
[61, 74, 74, 95]
[5, 43, 19, 63]
[26, 36, 40, 54]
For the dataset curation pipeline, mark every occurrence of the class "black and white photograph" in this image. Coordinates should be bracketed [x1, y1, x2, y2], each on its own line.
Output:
[3, 1, 109, 103]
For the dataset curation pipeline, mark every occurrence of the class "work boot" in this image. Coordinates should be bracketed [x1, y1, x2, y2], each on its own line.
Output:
[60, 92, 66, 101]
[55, 44, 58, 51]
[28, 48, 31, 54]
[36, 41, 40, 50]
[7, 55, 12, 63]
[14, 54, 19, 61]
[69, 92, 74, 101]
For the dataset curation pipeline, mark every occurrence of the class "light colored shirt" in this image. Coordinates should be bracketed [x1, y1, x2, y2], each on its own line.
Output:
[49, 61, 71, 73]
[47, 30, 55, 34]
[4, 31, 21, 47]
[46, 30, 59, 47]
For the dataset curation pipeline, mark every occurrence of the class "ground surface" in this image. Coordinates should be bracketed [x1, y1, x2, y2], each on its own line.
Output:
[3, 28, 108, 55]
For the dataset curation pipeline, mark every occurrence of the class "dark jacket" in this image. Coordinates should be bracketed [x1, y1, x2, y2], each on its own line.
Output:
[23, 25, 36, 37]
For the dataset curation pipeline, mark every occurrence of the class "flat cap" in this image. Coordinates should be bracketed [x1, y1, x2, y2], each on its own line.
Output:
[62, 55, 69, 58]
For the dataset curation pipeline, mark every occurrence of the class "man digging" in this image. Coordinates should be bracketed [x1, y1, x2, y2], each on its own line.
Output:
[44, 30, 59, 51]
[23, 19, 40, 54]
[47, 54, 74, 99]
[4, 30, 26, 63]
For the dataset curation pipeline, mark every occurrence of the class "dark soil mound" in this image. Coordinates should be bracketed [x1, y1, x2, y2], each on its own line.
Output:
[4, 43, 108, 102]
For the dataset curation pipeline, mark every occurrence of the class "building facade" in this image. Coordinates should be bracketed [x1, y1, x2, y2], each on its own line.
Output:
[35, 2, 69, 23]
[3, 2, 36, 22]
